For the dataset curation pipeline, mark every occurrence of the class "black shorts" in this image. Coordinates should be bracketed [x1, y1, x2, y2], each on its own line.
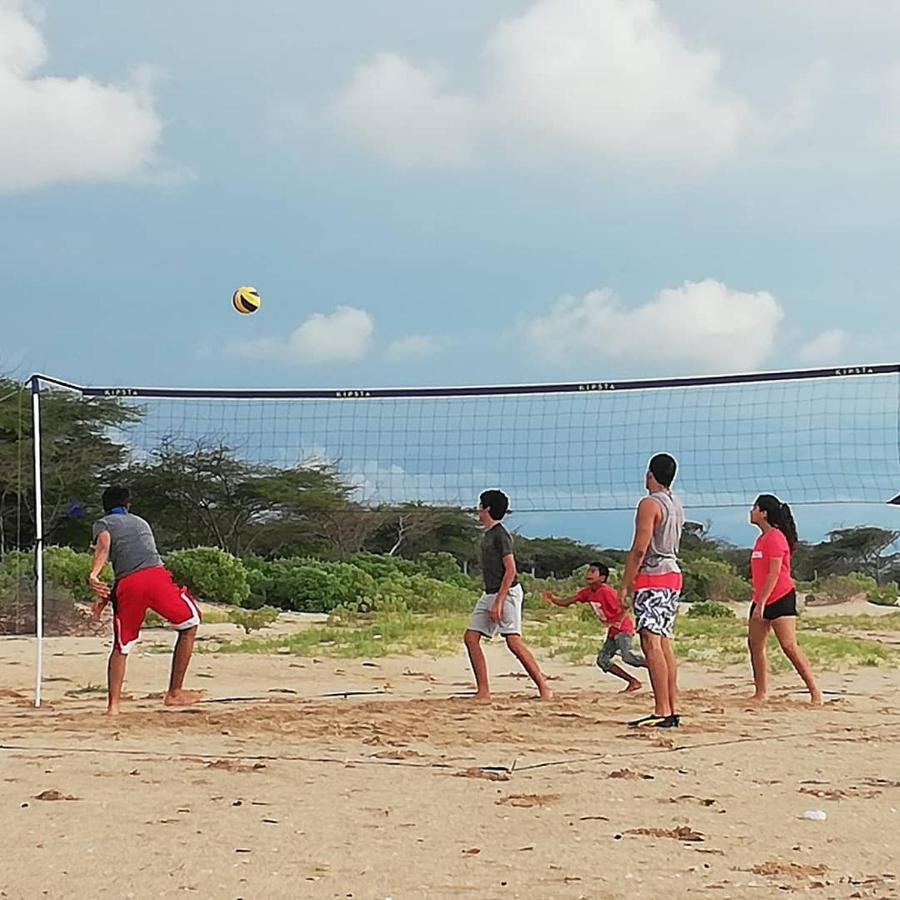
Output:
[750, 590, 797, 621]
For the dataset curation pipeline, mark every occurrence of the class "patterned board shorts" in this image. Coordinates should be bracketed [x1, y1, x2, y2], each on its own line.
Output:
[633, 587, 680, 638]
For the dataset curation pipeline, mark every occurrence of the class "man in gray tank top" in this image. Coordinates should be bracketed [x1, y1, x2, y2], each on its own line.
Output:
[618, 453, 685, 729]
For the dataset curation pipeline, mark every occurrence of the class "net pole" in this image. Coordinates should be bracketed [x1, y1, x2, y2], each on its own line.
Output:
[30, 376, 44, 708]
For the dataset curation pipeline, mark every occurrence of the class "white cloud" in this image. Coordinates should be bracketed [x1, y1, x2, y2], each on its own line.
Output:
[797, 328, 849, 364]
[521, 279, 784, 373]
[229, 307, 374, 366]
[484, 0, 751, 165]
[330, 0, 753, 169]
[0, 1, 164, 192]
[385, 333, 443, 362]
[332, 53, 480, 168]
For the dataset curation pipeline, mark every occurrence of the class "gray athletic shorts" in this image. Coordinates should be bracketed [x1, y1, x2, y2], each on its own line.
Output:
[467, 583, 524, 638]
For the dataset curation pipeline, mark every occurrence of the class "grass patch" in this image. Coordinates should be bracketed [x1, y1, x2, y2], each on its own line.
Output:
[209, 612, 470, 659]
[199, 607, 900, 672]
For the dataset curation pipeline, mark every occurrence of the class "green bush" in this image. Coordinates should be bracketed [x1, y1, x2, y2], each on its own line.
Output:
[345, 553, 418, 581]
[681, 556, 750, 604]
[869, 584, 900, 607]
[686, 600, 736, 619]
[805, 572, 877, 605]
[264, 559, 376, 613]
[374, 573, 474, 614]
[165, 548, 250, 606]
[42, 547, 113, 603]
[805, 573, 899, 606]
[0, 551, 31, 598]
[416, 552, 478, 588]
[230, 606, 280, 634]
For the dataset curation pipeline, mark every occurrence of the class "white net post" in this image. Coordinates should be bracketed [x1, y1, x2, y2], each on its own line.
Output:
[30, 376, 44, 708]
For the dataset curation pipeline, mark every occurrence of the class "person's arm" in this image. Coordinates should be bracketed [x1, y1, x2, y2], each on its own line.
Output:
[491, 554, 517, 622]
[89, 531, 112, 618]
[541, 590, 580, 608]
[618, 498, 660, 604]
[753, 557, 782, 620]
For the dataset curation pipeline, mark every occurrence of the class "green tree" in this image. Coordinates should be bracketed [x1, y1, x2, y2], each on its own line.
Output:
[513, 536, 616, 578]
[126, 439, 354, 556]
[362, 503, 481, 568]
[793, 526, 900, 582]
[0, 378, 140, 554]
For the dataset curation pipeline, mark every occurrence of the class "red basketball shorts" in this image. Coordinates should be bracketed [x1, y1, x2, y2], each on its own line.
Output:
[112, 566, 201, 654]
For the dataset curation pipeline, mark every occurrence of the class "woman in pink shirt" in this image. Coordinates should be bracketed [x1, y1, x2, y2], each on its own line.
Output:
[748, 494, 822, 705]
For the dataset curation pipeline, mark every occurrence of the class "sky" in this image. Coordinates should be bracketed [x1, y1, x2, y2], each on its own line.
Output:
[2, 0, 900, 548]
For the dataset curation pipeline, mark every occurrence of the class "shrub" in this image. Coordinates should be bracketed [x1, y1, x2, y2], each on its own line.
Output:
[681, 557, 750, 604]
[43, 546, 113, 603]
[416, 552, 478, 588]
[264, 559, 376, 613]
[869, 583, 900, 607]
[686, 600, 736, 619]
[165, 548, 250, 606]
[805, 572, 877, 606]
[230, 606, 280, 634]
[0, 550, 31, 598]
[345, 553, 418, 581]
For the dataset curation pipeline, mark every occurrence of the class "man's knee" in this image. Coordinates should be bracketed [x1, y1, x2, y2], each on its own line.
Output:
[464, 628, 482, 648]
[504, 634, 523, 652]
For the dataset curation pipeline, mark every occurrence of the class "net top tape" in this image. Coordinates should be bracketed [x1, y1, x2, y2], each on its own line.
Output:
[29, 364, 900, 401]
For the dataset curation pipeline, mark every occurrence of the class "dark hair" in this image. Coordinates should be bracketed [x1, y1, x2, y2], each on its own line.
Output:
[588, 561, 609, 579]
[102, 485, 130, 513]
[755, 494, 798, 551]
[649, 453, 677, 487]
[479, 489, 510, 520]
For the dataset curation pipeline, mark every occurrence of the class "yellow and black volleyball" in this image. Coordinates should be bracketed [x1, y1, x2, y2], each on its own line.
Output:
[232, 286, 261, 315]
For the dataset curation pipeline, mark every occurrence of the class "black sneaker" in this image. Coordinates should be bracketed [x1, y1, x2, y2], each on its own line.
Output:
[653, 714, 681, 728]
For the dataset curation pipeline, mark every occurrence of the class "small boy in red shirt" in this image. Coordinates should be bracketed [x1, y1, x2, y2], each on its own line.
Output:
[543, 562, 646, 692]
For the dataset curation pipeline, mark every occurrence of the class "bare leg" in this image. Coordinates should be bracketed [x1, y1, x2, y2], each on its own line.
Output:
[771, 617, 823, 705]
[661, 638, 678, 712]
[164, 626, 202, 707]
[606, 663, 642, 692]
[464, 629, 491, 700]
[106, 648, 127, 716]
[505, 635, 551, 700]
[639, 632, 673, 717]
[747, 616, 771, 702]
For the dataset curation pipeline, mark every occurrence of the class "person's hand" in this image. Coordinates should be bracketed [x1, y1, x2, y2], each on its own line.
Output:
[90, 598, 108, 621]
[617, 586, 628, 607]
[490, 598, 505, 623]
[752, 602, 765, 621]
[541, 590, 556, 605]
[89, 573, 110, 601]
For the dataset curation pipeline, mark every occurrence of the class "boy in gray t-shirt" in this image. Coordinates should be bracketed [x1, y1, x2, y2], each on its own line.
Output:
[89, 486, 202, 715]
[463, 490, 550, 701]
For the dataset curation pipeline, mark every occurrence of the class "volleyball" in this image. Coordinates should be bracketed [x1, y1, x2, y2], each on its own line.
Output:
[232, 286, 261, 315]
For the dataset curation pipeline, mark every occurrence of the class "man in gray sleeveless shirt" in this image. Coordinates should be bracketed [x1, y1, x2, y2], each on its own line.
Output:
[618, 454, 685, 728]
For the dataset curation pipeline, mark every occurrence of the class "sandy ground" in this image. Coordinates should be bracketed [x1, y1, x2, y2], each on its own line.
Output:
[2, 619, 900, 900]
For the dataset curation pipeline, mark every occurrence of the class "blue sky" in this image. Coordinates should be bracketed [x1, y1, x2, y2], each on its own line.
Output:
[3, 0, 900, 547]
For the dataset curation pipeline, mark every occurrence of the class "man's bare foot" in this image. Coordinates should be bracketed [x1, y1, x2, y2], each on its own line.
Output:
[538, 685, 553, 701]
[164, 689, 203, 707]
[747, 693, 767, 705]
[810, 690, 824, 706]
[621, 681, 642, 693]
[106, 706, 121, 717]
[470, 691, 492, 702]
